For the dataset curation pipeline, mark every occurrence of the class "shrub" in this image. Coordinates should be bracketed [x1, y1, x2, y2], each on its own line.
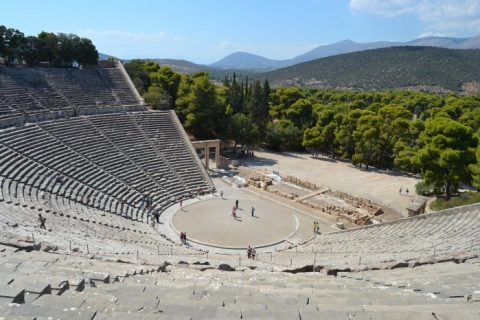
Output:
[415, 181, 433, 196]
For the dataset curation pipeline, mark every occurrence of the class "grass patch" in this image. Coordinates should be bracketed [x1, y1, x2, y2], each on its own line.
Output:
[430, 192, 480, 211]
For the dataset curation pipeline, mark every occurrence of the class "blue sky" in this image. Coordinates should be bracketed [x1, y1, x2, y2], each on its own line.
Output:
[1, 0, 479, 63]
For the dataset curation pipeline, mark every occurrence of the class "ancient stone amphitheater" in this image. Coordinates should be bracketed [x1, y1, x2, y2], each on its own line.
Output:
[0, 63, 479, 319]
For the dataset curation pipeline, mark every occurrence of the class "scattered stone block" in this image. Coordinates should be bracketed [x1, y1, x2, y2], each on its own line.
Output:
[218, 264, 235, 272]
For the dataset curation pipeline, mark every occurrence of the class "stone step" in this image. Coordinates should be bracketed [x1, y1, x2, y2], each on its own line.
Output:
[0, 286, 25, 304]
[1, 303, 97, 320]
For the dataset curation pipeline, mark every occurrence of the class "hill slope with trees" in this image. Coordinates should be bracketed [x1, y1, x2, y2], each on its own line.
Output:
[126, 58, 480, 203]
[261, 46, 480, 91]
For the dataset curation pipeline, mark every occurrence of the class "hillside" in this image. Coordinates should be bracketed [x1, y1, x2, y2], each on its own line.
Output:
[210, 52, 287, 70]
[260, 46, 480, 91]
[121, 58, 255, 80]
[289, 37, 476, 64]
[210, 36, 480, 70]
[290, 39, 398, 64]
[138, 58, 216, 74]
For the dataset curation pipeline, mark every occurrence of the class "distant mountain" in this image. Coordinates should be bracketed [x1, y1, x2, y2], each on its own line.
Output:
[98, 52, 116, 60]
[211, 36, 480, 71]
[290, 39, 396, 64]
[406, 36, 468, 48]
[210, 52, 287, 70]
[118, 58, 257, 81]
[260, 46, 480, 92]
[145, 58, 217, 74]
[455, 36, 480, 49]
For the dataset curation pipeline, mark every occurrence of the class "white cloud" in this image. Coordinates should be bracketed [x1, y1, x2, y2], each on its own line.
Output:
[350, 0, 480, 34]
[417, 31, 453, 38]
[73, 29, 201, 61]
[350, 0, 417, 17]
[78, 29, 188, 44]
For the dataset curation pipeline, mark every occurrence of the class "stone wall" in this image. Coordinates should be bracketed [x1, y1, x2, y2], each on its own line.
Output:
[284, 175, 318, 190]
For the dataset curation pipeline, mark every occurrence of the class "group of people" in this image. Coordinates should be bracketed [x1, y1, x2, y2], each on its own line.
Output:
[139, 194, 153, 209]
[399, 187, 410, 196]
[238, 149, 255, 158]
[180, 231, 187, 243]
[231, 199, 256, 219]
[247, 246, 257, 259]
[55, 174, 65, 185]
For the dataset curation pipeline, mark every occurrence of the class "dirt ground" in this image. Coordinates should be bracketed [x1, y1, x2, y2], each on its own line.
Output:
[241, 150, 421, 216]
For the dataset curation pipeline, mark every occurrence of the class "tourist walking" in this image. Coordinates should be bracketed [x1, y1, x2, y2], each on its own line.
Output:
[251, 248, 256, 260]
[38, 214, 46, 230]
[251, 206, 255, 217]
[220, 190, 224, 199]
[235, 199, 239, 209]
[247, 245, 252, 259]
[145, 195, 152, 209]
[154, 210, 160, 223]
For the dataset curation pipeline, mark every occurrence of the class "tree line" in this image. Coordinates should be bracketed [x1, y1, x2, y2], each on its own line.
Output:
[125, 60, 480, 199]
[0, 25, 98, 67]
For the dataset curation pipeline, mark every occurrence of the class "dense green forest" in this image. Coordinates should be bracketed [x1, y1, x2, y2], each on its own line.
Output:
[0, 25, 98, 67]
[261, 46, 480, 91]
[126, 60, 480, 199]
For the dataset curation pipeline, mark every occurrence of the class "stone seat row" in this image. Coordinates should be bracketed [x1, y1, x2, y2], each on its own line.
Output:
[338, 261, 480, 300]
[269, 205, 480, 269]
[1, 249, 478, 320]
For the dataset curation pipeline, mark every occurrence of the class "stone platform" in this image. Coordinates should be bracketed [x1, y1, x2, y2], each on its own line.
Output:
[159, 178, 325, 252]
[172, 197, 299, 249]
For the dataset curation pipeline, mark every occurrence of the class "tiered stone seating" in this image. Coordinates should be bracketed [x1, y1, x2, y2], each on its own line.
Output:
[0, 174, 210, 260]
[87, 114, 184, 203]
[0, 66, 140, 113]
[0, 73, 43, 112]
[0, 246, 478, 319]
[1, 67, 70, 111]
[97, 68, 140, 105]
[0, 126, 140, 220]
[339, 261, 480, 299]
[132, 112, 211, 190]
[0, 111, 213, 222]
[270, 205, 480, 270]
